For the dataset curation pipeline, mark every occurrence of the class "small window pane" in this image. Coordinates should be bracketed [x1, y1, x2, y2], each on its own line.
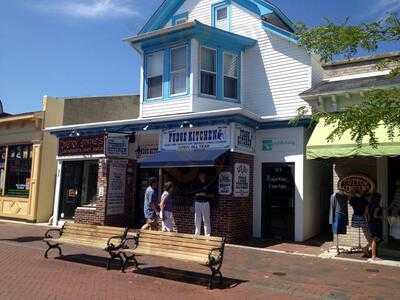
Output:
[217, 7, 227, 20]
[171, 47, 186, 72]
[201, 47, 216, 73]
[224, 53, 239, 78]
[6, 144, 32, 198]
[201, 72, 216, 96]
[224, 77, 238, 99]
[171, 71, 186, 94]
[175, 17, 187, 25]
[147, 76, 162, 99]
[147, 52, 163, 77]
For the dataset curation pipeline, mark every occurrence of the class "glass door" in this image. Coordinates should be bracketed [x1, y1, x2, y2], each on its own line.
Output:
[261, 163, 295, 241]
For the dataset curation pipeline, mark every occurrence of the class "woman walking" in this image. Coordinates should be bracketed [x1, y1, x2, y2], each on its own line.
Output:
[160, 181, 174, 232]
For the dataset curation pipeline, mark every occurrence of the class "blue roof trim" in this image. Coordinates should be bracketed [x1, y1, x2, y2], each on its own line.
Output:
[139, 0, 295, 34]
[139, 149, 228, 168]
[134, 21, 256, 53]
[262, 22, 298, 44]
[51, 115, 311, 139]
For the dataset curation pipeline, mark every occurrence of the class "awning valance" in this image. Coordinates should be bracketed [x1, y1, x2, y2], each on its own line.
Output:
[138, 149, 228, 168]
[307, 119, 400, 159]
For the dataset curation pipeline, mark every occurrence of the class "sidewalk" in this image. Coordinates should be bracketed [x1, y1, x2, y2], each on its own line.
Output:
[1, 221, 400, 299]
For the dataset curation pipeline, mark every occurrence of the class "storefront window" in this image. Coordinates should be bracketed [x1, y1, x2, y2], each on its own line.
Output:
[0, 146, 6, 195]
[5, 144, 32, 198]
[163, 167, 218, 206]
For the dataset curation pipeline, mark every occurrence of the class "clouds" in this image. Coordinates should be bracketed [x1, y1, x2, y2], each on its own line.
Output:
[367, 0, 400, 18]
[35, 0, 139, 19]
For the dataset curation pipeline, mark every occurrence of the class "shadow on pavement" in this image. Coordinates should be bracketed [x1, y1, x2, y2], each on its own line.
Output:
[0, 236, 44, 243]
[132, 266, 246, 289]
[56, 254, 147, 270]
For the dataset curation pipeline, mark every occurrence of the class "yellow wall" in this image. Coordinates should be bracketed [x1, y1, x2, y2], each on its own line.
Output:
[0, 113, 44, 221]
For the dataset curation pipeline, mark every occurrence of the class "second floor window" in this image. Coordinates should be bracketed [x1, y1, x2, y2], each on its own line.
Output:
[200, 47, 217, 96]
[146, 51, 163, 99]
[224, 52, 239, 100]
[170, 46, 187, 95]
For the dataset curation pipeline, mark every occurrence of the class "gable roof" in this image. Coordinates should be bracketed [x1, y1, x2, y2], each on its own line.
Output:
[139, 0, 295, 34]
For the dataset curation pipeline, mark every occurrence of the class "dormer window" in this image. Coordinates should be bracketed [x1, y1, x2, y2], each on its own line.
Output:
[172, 12, 189, 26]
[146, 51, 163, 99]
[212, 2, 230, 31]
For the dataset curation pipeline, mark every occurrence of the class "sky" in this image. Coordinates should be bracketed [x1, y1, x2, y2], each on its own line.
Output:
[0, 0, 399, 114]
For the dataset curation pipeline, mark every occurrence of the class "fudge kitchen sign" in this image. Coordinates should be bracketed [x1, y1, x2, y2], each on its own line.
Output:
[161, 125, 231, 151]
[234, 124, 255, 153]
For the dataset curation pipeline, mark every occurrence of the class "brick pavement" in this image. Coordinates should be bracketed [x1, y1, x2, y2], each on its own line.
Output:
[0, 222, 399, 300]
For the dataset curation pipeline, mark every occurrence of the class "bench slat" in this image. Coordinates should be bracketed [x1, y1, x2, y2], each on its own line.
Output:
[62, 229, 124, 239]
[139, 232, 222, 247]
[138, 236, 218, 251]
[64, 223, 124, 232]
[127, 247, 209, 265]
[139, 230, 223, 242]
[45, 238, 107, 249]
[138, 241, 212, 255]
[63, 225, 125, 236]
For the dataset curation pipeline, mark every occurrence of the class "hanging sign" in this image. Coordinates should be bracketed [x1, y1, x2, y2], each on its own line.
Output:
[106, 137, 129, 157]
[234, 163, 250, 197]
[161, 125, 231, 151]
[218, 172, 232, 195]
[338, 174, 375, 195]
[106, 159, 128, 215]
[234, 124, 255, 153]
[262, 138, 296, 152]
[58, 135, 105, 156]
[135, 133, 159, 160]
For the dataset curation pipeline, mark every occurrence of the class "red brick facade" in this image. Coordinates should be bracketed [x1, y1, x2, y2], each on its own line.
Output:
[174, 152, 254, 243]
[74, 151, 253, 244]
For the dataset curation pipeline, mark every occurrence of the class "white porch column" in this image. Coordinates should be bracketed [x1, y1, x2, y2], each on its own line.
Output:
[376, 157, 389, 243]
[52, 160, 63, 227]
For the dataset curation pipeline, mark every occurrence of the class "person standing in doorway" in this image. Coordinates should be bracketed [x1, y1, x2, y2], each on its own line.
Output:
[367, 193, 383, 261]
[160, 181, 175, 232]
[141, 177, 159, 230]
[194, 172, 214, 236]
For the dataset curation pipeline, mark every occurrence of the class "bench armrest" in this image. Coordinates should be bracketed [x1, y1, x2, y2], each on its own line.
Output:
[106, 235, 126, 251]
[208, 247, 223, 265]
[121, 235, 139, 250]
[44, 228, 61, 239]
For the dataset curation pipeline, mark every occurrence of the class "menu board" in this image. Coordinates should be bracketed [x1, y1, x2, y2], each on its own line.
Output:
[106, 137, 129, 157]
[58, 135, 105, 156]
[106, 159, 128, 215]
[234, 163, 250, 197]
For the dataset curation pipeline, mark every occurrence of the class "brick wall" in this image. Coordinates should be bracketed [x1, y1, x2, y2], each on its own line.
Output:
[74, 158, 137, 227]
[173, 152, 254, 243]
[332, 158, 377, 247]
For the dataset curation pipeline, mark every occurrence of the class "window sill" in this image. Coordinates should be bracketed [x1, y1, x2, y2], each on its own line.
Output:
[0, 195, 29, 201]
[144, 93, 190, 103]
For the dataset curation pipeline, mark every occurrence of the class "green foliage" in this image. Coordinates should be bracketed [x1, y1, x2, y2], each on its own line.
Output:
[295, 13, 400, 147]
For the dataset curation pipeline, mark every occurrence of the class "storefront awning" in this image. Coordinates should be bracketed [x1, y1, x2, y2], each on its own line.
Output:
[138, 149, 228, 168]
[307, 119, 400, 159]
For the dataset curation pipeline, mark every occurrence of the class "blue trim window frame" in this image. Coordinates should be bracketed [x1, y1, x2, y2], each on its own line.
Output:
[222, 50, 240, 102]
[199, 44, 240, 103]
[211, 0, 231, 32]
[144, 42, 191, 102]
[172, 11, 189, 25]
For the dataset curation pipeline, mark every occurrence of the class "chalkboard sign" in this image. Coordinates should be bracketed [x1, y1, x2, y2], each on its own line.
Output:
[58, 135, 105, 156]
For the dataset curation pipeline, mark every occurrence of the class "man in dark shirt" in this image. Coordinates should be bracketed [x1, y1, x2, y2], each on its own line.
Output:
[194, 172, 214, 236]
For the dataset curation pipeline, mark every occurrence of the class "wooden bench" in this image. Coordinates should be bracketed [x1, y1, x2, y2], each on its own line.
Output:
[119, 230, 226, 289]
[43, 222, 128, 270]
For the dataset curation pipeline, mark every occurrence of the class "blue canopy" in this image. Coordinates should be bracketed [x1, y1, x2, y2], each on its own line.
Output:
[139, 149, 228, 168]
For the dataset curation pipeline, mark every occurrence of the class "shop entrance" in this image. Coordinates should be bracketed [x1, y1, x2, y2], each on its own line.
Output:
[59, 160, 99, 220]
[261, 163, 295, 240]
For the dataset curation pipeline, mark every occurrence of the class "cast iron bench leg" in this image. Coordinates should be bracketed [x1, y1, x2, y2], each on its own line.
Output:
[44, 242, 62, 259]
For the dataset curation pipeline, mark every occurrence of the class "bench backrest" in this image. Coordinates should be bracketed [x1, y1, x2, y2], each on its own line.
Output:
[61, 223, 127, 246]
[137, 230, 225, 257]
